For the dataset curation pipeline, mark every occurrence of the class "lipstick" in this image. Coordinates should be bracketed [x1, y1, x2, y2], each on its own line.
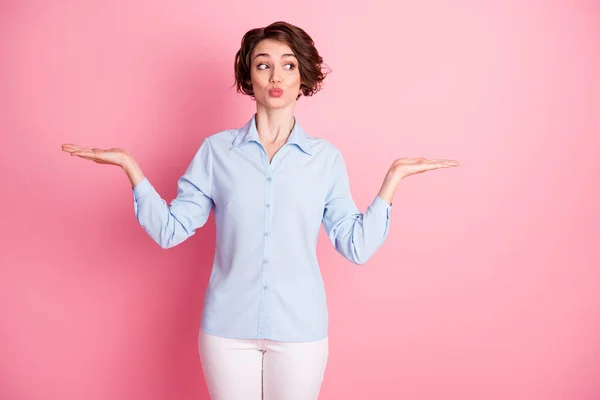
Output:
[269, 88, 283, 97]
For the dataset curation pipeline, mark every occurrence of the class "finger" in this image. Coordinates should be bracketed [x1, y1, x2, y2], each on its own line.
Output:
[424, 163, 446, 170]
[72, 151, 97, 158]
[419, 163, 448, 171]
[428, 159, 460, 167]
[439, 161, 459, 167]
[398, 157, 426, 164]
[441, 159, 460, 166]
[62, 144, 89, 153]
[62, 144, 86, 150]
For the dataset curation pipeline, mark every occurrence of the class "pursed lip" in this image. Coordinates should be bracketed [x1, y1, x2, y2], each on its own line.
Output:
[269, 88, 284, 96]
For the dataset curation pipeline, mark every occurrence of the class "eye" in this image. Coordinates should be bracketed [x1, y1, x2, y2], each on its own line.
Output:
[256, 63, 295, 71]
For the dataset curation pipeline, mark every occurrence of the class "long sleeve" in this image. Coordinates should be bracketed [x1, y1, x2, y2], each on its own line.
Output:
[321, 151, 392, 265]
[132, 138, 214, 249]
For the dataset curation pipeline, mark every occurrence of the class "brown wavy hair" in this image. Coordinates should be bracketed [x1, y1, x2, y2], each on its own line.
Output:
[234, 21, 330, 100]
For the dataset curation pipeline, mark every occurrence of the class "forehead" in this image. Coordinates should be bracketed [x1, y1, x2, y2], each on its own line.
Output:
[252, 39, 294, 57]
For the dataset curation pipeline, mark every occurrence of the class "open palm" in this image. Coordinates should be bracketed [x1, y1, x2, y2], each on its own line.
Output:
[61, 144, 131, 167]
[390, 157, 460, 181]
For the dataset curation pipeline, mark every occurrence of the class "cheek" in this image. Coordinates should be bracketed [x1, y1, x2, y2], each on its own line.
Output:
[289, 72, 301, 89]
[250, 70, 266, 85]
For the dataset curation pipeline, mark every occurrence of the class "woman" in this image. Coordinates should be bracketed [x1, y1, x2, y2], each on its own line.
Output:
[62, 21, 459, 400]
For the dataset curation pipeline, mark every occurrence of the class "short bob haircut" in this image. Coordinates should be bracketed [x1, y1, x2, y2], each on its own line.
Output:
[234, 21, 329, 100]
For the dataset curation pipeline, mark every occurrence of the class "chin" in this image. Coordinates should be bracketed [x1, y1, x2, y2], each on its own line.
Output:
[259, 97, 295, 109]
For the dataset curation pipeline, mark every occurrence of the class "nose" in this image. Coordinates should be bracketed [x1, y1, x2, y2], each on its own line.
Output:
[269, 69, 282, 84]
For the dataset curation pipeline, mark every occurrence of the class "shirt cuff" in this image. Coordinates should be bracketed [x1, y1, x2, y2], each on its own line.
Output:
[132, 177, 153, 201]
[370, 195, 392, 216]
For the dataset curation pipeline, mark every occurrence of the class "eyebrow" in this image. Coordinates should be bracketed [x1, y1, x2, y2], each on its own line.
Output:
[253, 53, 297, 60]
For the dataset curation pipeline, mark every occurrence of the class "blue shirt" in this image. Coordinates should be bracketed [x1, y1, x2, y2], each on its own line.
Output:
[132, 114, 392, 342]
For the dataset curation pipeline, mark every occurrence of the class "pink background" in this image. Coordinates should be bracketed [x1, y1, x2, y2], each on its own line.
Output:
[1, 1, 599, 399]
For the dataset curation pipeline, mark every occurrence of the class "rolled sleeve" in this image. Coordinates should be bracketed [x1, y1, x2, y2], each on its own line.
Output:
[322, 152, 391, 265]
[132, 139, 214, 249]
[132, 177, 153, 200]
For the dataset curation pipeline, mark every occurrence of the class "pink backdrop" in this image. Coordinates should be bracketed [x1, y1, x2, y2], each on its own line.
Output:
[1, 1, 599, 399]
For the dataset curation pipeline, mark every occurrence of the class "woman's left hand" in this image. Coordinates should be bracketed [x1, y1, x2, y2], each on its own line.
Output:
[388, 157, 460, 182]
[377, 157, 460, 204]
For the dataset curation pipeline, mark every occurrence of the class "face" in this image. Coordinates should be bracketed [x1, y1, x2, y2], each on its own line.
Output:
[249, 39, 302, 110]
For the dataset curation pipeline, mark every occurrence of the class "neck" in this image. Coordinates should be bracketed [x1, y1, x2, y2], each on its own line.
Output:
[255, 104, 296, 145]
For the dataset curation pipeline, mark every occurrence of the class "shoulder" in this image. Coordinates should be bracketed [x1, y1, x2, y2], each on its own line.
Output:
[304, 134, 342, 159]
[187, 129, 238, 158]
[204, 129, 239, 148]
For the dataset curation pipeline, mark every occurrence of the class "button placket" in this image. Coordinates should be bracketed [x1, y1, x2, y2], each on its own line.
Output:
[258, 161, 274, 338]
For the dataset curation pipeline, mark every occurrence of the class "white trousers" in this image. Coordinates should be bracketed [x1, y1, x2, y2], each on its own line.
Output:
[198, 330, 329, 400]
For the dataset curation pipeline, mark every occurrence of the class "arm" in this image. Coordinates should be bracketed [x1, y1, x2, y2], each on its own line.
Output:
[131, 139, 214, 249]
[62, 139, 214, 249]
[322, 152, 392, 265]
[321, 152, 460, 265]
[121, 157, 145, 188]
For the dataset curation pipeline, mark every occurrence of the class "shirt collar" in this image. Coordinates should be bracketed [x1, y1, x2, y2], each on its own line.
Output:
[231, 114, 313, 156]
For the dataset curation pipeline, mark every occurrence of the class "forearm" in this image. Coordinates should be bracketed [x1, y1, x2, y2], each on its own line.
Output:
[377, 171, 402, 205]
[131, 167, 213, 249]
[330, 198, 391, 265]
[323, 152, 396, 264]
[120, 156, 181, 248]
[121, 156, 145, 188]
[134, 188, 193, 249]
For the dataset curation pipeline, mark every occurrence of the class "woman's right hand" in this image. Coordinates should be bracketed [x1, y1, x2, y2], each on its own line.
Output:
[61, 144, 132, 167]
[62, 144, 145, 187]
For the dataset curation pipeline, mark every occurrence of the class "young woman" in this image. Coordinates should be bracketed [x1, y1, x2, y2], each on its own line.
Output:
[62, 21, 459, 400]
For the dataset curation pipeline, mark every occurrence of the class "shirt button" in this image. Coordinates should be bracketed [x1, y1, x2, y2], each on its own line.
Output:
[265, 204, 271, 208]
[264, 232, 270, 237]
[266, 176, 272, 182]
[262, 285, 268, 290]
[263, 260, 268, 264]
